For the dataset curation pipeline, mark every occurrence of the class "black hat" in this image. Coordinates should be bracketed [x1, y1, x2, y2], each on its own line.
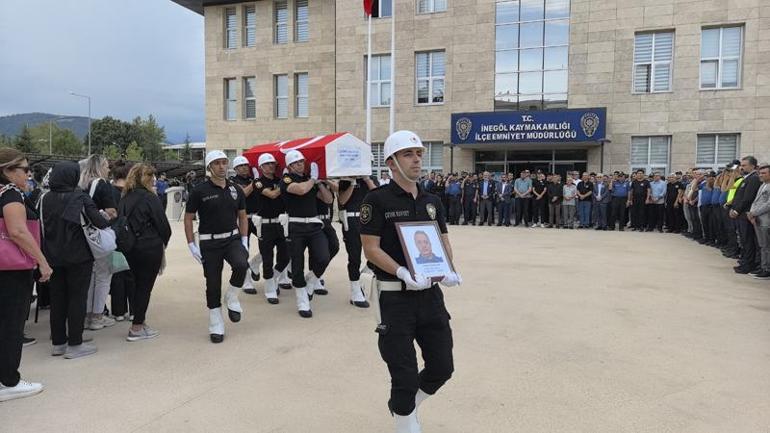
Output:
[707, 171, 717, 177]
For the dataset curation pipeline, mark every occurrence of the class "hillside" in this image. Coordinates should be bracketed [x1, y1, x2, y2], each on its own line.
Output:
[0, 112, 91, 139]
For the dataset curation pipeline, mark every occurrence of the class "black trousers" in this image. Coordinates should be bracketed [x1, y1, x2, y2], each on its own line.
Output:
[200, 236, 248, 309]
[647, 204, 665, 230]
[258, 223, 290, 280]
[110, 270, 135, 317]
[321, 219, 340, 263]
[609, 197, 627, 229]
[287, 223, 329, 288]
[448, 196, 461, 224]
[49, 261, 92, 347]
[0, 270, 33, 387]
[724, 208, 739, 253]
[462, 199, 476, 224]
[125, 241, 164, 325]
[664, 202, 680, 232]
[378, 285, 453, 416]
[514, 197, 530, 225]
[532, 198, 546, 224]
[479, 198, 493, 225]
[738, 216, 759, 270]
[630, 199, 646, 229]
[689, 205, 702, 239]
[343, 219, 363, 281]
[700, 206, 714, 241]
[36, 281, 50, 308]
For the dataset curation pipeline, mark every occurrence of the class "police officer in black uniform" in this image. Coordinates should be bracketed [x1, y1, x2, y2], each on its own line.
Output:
[184, 151, 249, 343]
[251, 153, 290, 304]
[629, 169, 651, 231]
[230, 155, 260, 294]
[280, 149, 333, 318]
[311, 184, 340, 296]
[339, 176, 378, 307]
[360, 131, 462, 433]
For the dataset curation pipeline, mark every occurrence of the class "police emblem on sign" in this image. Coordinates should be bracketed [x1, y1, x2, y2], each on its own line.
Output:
[360, 204, 372, 224]
[455, 117, 472, 141]
[426, 203, 437, 220]
[229, 186, 238, 200]
[580, 112, 600, 138]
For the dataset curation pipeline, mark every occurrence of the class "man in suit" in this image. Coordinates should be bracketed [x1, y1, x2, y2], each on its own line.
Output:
[592, 174, 611, 230]
[730, 156, 762, 274]
[748, 165, 770, 279]
[422, 172, 435, 192]
[478, 171, 496, 226]
[496, 174, 513, 226]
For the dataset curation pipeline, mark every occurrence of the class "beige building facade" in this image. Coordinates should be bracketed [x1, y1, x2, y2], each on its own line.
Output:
[173, 0, 770, 177]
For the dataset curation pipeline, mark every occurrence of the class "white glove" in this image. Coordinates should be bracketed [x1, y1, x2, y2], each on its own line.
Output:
[441, 271, 462, 287]
[310, 162, 319, 181]
[396, 266, 432, 290]
[188, 242, 202, 264]
[241, 236, 249, 251]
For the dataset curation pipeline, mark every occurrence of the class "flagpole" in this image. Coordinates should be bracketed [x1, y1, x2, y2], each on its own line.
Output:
[389, 0, 395, 134]
[366, 14, 372, 145]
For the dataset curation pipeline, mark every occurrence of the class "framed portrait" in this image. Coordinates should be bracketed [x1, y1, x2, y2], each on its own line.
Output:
[395, 221, 455, 281]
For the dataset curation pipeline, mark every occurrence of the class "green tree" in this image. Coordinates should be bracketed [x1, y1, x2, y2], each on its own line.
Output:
[132, 115, 166, 161]
[125, 141, 144, 161]
[26, 123, 83, 156]
[103, 144, 122, 160]
[15, 126, 36, 153]
[90, 116, 134, 155]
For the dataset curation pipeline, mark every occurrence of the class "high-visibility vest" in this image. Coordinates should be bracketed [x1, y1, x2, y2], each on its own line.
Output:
[727, 177, 744, 204]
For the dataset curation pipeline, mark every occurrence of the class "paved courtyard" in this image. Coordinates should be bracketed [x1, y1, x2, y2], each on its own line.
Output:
[4, 221, 769, 432]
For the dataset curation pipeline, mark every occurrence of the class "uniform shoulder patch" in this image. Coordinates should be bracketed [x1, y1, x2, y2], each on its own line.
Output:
[283, 176, 292, 184]
[426, 203, 437, 220]
[360, 203, 373, 224]
[255, 181, 263, 189]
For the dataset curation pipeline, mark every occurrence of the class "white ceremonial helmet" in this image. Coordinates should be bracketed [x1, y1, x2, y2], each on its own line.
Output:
[383, 130, 426, 161]
[258, 153, 277, 167]
[205, 150, 228, 168]
[232, 156, 249, 169]
[284, 149, 305, 166]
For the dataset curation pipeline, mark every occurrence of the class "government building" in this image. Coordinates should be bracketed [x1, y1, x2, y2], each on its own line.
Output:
[172, 0, 770, 177]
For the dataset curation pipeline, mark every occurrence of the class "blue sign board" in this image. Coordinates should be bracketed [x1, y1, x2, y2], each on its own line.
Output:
[451, 108, 606, 145]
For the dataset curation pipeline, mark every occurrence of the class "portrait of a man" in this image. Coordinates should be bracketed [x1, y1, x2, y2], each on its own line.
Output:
[414, 230, 444, 264]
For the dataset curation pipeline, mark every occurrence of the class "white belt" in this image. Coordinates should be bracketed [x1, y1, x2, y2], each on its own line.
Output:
[199, 228, 239, 241]
[260, 217, 281, 224]
[318, 214, 331, 220]
[378, 280, 432, 292]
[289, 217, 323, 224]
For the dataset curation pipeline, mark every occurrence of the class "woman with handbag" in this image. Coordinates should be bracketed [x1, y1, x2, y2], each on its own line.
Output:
[0, 148, 51, 402]
[121, 164, 171, 341]
[79, 155, 117, 330]
[41, 161, 109, 359]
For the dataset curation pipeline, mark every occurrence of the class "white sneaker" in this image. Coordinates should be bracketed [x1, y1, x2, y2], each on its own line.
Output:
[88, 315, 116, 330]
[530, 223, 537, 228]
[0, 380, 44, 402]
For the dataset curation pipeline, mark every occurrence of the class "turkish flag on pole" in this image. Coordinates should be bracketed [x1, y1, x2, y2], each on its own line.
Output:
[363, 0, 375, 16]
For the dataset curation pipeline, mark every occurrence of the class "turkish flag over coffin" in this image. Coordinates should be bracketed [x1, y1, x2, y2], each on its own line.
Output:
[242, 132, 373, 179]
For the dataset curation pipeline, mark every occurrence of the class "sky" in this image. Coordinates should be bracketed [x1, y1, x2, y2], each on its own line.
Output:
[0, 0, 205, 143]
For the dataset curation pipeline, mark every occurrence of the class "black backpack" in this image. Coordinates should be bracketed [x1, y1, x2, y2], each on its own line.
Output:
[114, 199, 140, 253]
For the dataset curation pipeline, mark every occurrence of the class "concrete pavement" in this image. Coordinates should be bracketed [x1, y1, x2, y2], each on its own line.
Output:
[3, 221, 769, 432]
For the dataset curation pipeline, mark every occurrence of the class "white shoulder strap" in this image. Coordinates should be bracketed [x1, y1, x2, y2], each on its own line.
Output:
[38, 192, 47, 238]
[89, 179, 100, 198]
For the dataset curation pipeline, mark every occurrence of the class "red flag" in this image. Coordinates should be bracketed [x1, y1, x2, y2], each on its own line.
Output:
[363, 0, 374, 16]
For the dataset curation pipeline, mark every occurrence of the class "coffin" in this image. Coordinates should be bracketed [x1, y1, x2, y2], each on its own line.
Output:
[242, 132, 373, 179]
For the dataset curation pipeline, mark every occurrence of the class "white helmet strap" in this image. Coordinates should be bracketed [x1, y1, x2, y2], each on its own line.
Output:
[391, 155, 420, 183]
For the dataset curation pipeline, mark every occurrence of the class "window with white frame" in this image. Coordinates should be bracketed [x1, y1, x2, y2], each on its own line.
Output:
[696, 134, 739, 170]
[418, 0, 447, 14]
[275, 75, 288, 118]
[700, 26, 743, 89]
[371, 0, 392, 18]
[224, 78, 237, 120]
[295, 0, 309, 42]
[243, 5, 256, 47]
[633, 31, 674, 93]
[295, 73, 309, 117]
[631, 136, 670, 174]
[274, 1, 288, 44]
[365, 54, 391, 107]
[416, 51, 445, 105]
[225, 8, 237, 49]
[243, 77, 256, 119]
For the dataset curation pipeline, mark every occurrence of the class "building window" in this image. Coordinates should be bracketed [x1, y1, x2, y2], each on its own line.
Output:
[275, 75, 288, 118]
[295, 0, 309, 42]
[243, 5, 256, 47]
[697, 134, 739, 171]
[416, 51, 445, 105]
[295, 73, 309, 117]
[370, 0, 392, 18]
[224, 78, 237, 120]
[701, 26, 743, 89]
[417, 0, 447, 14]
[631, 136, 670, 174]
[633, 31, 674, 93]
[495, 0, 569, 111]
[224, 7, 237, 49]
[365, 54, 391, 107]
[274, 1, 288, 44]
[243, 77, 256, 119]
[371, 142, 443, 174]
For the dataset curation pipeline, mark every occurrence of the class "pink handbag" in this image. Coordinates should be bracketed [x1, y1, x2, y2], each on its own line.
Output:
[0, 186, 41, 271]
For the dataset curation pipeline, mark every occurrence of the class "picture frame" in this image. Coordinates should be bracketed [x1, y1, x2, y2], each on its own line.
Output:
[395, 221, 455, 282]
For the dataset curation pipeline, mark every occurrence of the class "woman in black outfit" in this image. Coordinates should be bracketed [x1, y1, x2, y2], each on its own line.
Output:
[41, 161, 109, 359]
[0, 148, 51, 401]
[121, 164, 171, 341]
[109, 162, 134, 322]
